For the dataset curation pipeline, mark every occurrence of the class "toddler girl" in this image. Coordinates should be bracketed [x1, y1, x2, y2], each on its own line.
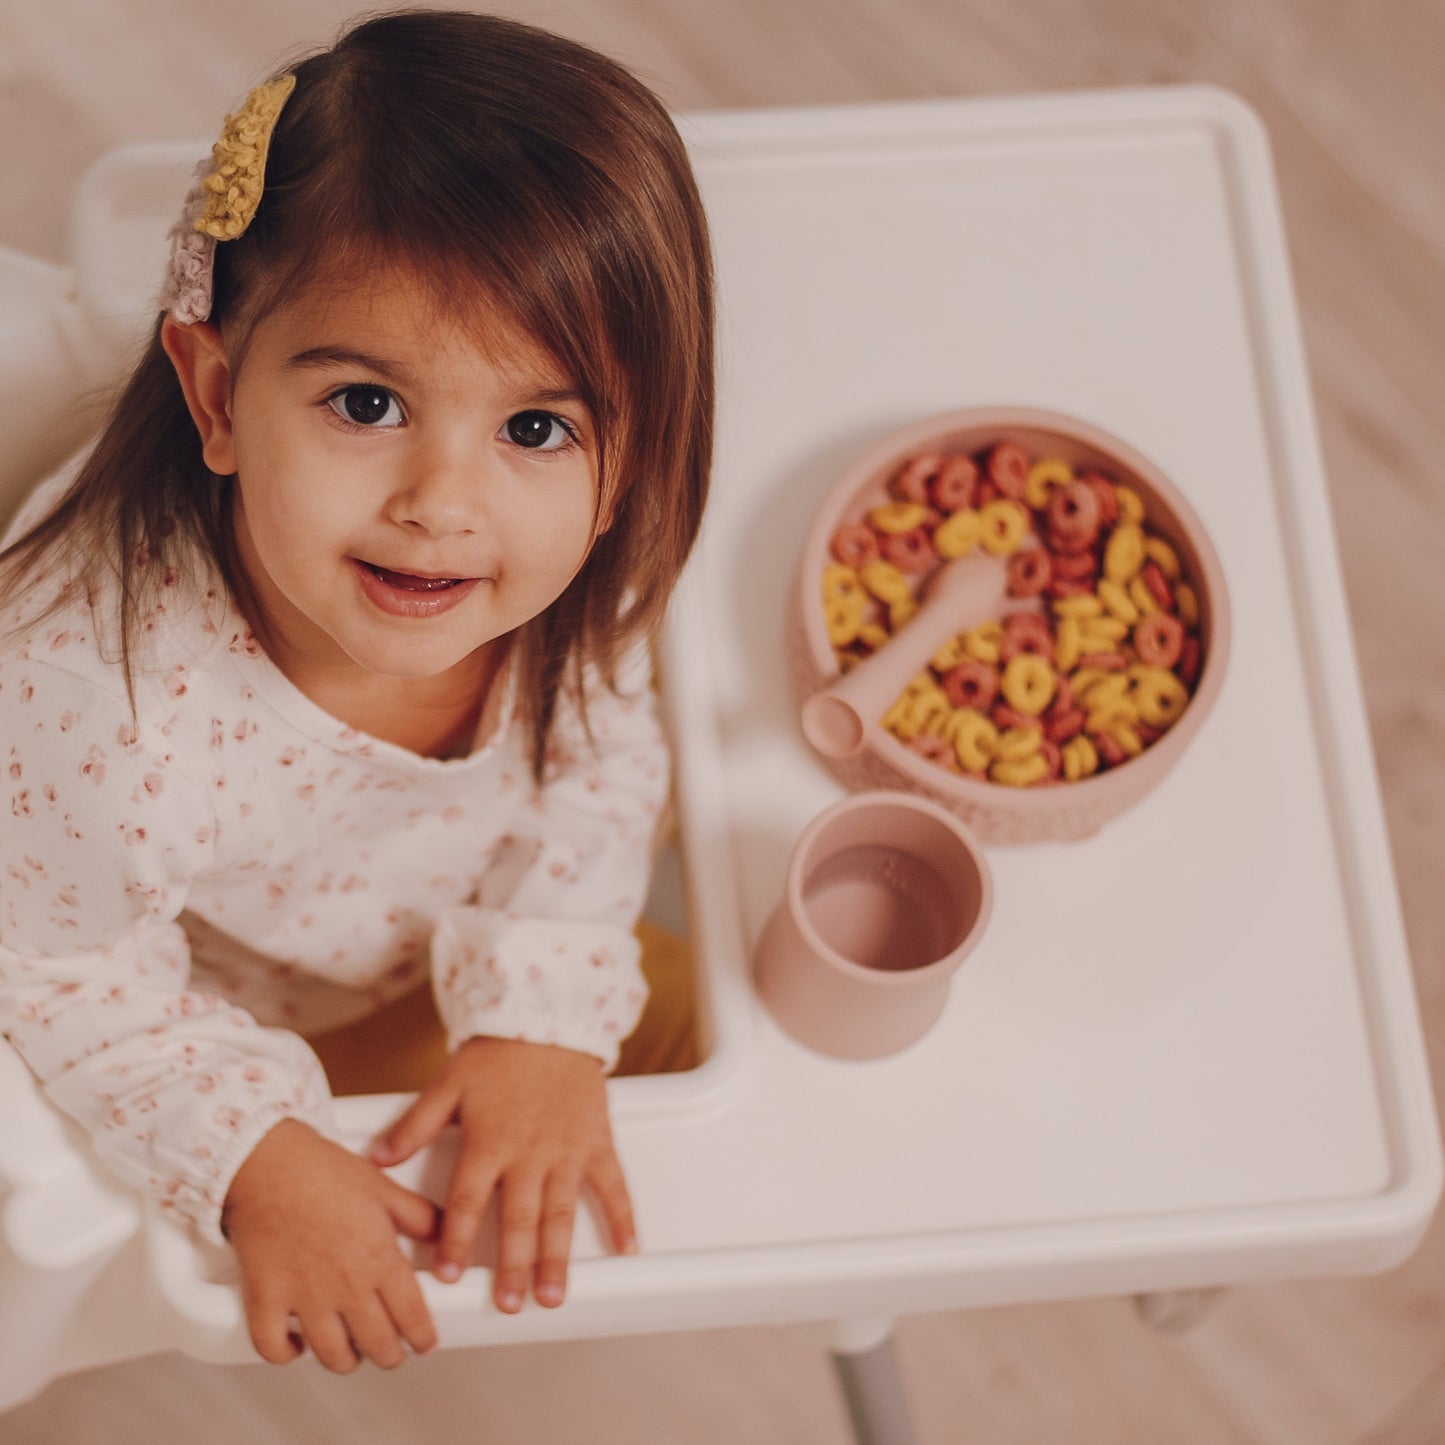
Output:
[0, 9, 713, 1374]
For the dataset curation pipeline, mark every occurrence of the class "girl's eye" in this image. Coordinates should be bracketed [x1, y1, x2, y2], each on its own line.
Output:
[326, 386, 404, 428]
[504, 410, 576, 452]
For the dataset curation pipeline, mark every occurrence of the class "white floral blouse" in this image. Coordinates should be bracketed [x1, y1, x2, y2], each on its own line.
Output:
[0, 520, 664, 1245]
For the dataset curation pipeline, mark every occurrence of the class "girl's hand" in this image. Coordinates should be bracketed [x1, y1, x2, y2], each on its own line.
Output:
[369, 1036, 637, 1313]
[221, 1118, 441, 1372]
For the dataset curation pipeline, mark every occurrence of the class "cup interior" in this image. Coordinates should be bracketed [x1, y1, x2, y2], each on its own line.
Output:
[796, 799, 987, 973]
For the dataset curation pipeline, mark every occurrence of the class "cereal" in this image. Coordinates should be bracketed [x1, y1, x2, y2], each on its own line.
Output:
[880, 527, 936, 575]
[999, 611, 1054, 663]
[994, 726, 1044, 764]
[860, 560, 911, 604]
[1145, 536, 1181, 579]
[1103, 523, 1145, 584]
[963, 620, 1003, 664]
[830, 523, 880, 570]
[1133, 612, 1185, 670]
[891, 452, 940, 503]
[941, 659, 999, 711]
[1001, 654, 1056, 716]
[1046, 481, 1103, 553]
[933, 507, 982, 559]
[1025, 458, 1073, 509]
[946, 708, 998, 772]
[930, 455, 979, 511]
[978, 499, 1030, 556]
[871, 501, 931, 535]
[1006, 548, 1053, 597]
[986, 440, 1031, 501]
[1133, 667, 1189, 728]
[825, 433, 1209, 789]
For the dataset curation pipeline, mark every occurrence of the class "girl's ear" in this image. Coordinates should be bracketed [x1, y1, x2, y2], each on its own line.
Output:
[160, 316, 237, 475]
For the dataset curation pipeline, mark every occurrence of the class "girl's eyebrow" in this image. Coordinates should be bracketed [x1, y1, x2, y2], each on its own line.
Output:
[286, 347, 408, 382]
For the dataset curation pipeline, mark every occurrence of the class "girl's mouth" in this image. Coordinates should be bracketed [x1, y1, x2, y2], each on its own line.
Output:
[351, 558, 484, 618]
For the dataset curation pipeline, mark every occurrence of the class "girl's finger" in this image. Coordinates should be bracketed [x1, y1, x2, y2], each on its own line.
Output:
[533, 1169, 580, 1308]
[492, 1169, 545, 1313]
[241, 1285, 304, 1366]
[345, 1294, 408, 1370]
[380, 1262, 439, 1356]
[435, 1148, 504, 1284]
[381, 1174, 442, 1242]
[300, 1309, 361, 1375]
[588, 1147, 638, 1256]
[371, 1081, 458, 1166]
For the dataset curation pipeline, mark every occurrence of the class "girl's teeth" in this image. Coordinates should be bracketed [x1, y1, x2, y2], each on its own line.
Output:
[370, 565, 460, 592]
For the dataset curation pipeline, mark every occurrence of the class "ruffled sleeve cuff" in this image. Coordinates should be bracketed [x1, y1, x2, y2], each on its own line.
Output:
[432, 908, 649, 1074]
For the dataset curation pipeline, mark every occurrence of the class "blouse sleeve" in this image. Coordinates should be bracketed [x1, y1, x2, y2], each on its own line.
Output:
[431, 645, 669, 1072]
[0, 656, 335, 1244]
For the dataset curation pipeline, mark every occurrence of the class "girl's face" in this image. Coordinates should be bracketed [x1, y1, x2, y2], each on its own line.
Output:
[199, 270, 602, 700]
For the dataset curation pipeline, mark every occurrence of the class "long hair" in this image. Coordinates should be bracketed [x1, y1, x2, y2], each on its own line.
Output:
[0, 9, 714, 780]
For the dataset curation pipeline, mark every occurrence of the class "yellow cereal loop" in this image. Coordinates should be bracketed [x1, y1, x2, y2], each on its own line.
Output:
[994, 726, 1043, 764]
[933, 508, 982, 560]
[902, 670, 940, 700]
[858, 621, 890, 651]
[1001, 654, 1056, 716]
[1025, 458, 1073, 509]
[1054, 615, 1083, 673]
[860, 560, 911, 604]
[823, 563, 864, 603]
[1115, 486, 1145, 526]
[1096, 578, 1139, 625]
[889, 597, 919, 630]
[1133, 667, 1189, 727]
[1175, 582, 1199, 627]
[931, 634, 968, 671]
[906, 687, 952, 734]
[1145, 536, 1181, 579]
[870, 500, 930, 534]
[963, 620, 1003, 665]
[1103, 523, 1146, 584]
[1052, 594, 1104, 620]
[1067, 667, 1109, 703]
[1087, 697, 1139, 736]
[1128, 573, 1159, 618]
[1110, 723, 1144, 757]
[1062, 734, 1098, 781]
[838, 652, 862, 674]
[978, 499, 1030, 557]
[825, 593, 866, 647]
[1081, 672, 1129, 710]
[991, 752, 1049, 787]
[1078, 616, 1129, 652]
[946, 709, 998, 772]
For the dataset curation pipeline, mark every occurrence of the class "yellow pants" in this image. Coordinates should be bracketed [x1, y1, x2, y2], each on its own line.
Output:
[306, 919, 698, 1096]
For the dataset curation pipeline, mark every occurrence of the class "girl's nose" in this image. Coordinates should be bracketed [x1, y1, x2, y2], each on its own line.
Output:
[386, 442, 489, 536]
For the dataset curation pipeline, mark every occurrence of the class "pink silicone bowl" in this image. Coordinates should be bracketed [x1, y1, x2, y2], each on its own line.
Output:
[787, 407, 1231, 845]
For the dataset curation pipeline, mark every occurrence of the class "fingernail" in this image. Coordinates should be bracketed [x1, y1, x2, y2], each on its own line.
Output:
[499, 1290, 523, 1312]
[536, 1283, 563, 1307]
[437, 1262, 461, 1283]
[621, 1236, 639, 1256]
[369, 1140, 394, 1163]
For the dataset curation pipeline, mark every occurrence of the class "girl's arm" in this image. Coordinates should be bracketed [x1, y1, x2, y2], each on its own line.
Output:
[375, 643, 668, 1310]
[0, 654, 339, 1243]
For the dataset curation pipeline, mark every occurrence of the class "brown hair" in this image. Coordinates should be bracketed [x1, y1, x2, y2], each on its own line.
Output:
[0, 9, 714, 780]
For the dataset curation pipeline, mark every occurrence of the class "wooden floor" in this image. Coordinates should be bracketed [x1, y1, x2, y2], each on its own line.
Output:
[2, 1, 1443, 1440]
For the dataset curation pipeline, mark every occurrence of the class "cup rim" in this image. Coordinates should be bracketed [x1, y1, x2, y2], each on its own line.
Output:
[784, 789, 993, 985]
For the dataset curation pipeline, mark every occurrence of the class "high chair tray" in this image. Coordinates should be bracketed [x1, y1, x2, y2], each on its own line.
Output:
[0, 86, 1438, 1395]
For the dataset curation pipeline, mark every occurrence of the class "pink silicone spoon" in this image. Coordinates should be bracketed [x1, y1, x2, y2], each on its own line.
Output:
[801, 554, 1008, 760]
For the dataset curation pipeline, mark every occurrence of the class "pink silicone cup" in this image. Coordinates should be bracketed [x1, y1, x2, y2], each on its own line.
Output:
[789, 407, 1231, 845]
[752, 790, 993, 1060]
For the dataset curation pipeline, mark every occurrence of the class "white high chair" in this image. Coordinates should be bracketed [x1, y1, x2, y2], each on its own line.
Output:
[3, 94, 1440, 1445]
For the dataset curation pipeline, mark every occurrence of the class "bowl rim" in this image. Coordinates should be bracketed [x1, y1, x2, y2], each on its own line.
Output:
[796, 405, 1232, 811]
